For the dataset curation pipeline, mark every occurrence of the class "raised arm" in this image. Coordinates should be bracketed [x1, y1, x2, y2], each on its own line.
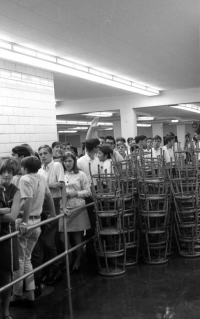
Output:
[86, 117, 100, 140]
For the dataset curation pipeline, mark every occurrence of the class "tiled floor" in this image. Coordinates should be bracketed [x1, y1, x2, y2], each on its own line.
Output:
[9, 254, 200, 319]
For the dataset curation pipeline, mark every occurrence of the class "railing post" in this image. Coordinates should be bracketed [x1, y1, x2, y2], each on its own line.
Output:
[63, 213, 73, 319]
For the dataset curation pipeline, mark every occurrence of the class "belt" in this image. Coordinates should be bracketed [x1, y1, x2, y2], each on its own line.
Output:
[18, 214, 40, 219]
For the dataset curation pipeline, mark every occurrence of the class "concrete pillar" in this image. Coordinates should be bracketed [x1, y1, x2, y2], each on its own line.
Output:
[152, 123, 163, 144]
[176, 124, 185, 146]
[120, 108, 137, 141]
[113, 121, 122, 139]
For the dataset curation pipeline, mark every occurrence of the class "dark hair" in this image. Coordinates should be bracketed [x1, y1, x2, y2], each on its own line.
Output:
[127, 137, 134, 143]
[21, 144, 34, 155]
[38, 145, 52, 154]
[52, 141, 62, 149]
[116, 137, 126, 143]
[153, 135, 162, 142]
[193, 135, 198, 143]
[130, 145, 139, 152]
[85, 138, 100, 152]
[63, 152, 79, 174]
[12, 146, 31, 158]
[146, 137, 153, 141]
[135, 135, 146, 144]
[165, 136, 175, 144]
[105, 136, 115, 144]
[166, 132, 175, 138]
[0, 157, 19, 176]
[21, 156, 41, 173]
[99, 136, 105, 141]
[71, 146, 78, 156]
[98, 145, 113, 159]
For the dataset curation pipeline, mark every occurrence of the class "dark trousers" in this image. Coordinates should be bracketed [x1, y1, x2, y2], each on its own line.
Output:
[31, 198, 60, 279]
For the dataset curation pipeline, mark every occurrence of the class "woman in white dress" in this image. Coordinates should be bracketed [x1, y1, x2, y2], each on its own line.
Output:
[59, 152, 91, 273]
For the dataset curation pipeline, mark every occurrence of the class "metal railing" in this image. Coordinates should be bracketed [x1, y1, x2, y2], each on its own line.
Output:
[0, 202, 94, 319]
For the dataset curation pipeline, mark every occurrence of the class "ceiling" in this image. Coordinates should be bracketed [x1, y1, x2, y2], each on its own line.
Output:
[1, 0, 200, 103]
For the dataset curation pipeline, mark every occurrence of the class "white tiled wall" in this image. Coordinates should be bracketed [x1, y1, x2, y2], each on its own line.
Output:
[0, 60, 57, 156]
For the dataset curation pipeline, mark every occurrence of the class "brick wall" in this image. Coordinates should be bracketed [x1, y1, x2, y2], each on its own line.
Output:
[0, 59, 57, 156]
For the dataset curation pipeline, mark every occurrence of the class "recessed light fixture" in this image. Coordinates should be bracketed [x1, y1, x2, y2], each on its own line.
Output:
[0, 39, 160, 96]
[171, 120, 179, 123]
[137, 124, 151, 127]
[170, 104, 200, 114]
[137, 117, 154, 121]
[82, 112, 113, 117]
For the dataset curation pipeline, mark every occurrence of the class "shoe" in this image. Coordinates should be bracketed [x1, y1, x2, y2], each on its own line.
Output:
[24, 299, 35, 309]
[35, 284, 43, 298]
[9, 298, 24, 307]
[46, 270, 63, 286]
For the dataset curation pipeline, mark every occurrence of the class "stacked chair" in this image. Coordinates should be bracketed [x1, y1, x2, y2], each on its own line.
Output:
[170, 160, 200, 257]
[90, 167, 126, 276]
[137, 155, 170, 264]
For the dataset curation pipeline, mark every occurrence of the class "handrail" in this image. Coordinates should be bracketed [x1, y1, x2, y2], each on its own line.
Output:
[0, 201, 94, 319]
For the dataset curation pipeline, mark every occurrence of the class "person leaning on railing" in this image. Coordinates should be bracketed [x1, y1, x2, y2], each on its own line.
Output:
[0, 158, 21, 319]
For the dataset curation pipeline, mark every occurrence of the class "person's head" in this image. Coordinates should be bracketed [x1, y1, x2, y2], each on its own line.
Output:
[166, 132, 175, 138]
[63, 152, 79, 173]
[165, 136, 175, 147]
[105, 136, 115, 150]
[85, 138, 100, 153]
[21, 144, 34, 155]
[146, 137, 153, 150]
[97, 146, 113, 162]
[135, 135, 146, 147]
[52, 141, 62, 156]
[185, 133, 190, 142]
[0, 157, 19, 186]
[116, 141, 127, 157]
[70, 146, 78, 157]
[153, 135, 162, 149]
[99, 136, 105, 146]
[127, 137, 135, 146]
[116, 137, 126, 144]
[12, 146, 31, 165]
[20, 156, 41, 175]
[38, 145, 53, 165]
[194, 126, 200, 140]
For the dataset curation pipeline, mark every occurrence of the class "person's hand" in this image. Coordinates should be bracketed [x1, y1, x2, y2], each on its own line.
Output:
[49, 182, 63, 190]
[90, 117, 100, 127]
[66, 191, 78, 198]
[63, 207, 72, 216]
[19, 224, 28, 236]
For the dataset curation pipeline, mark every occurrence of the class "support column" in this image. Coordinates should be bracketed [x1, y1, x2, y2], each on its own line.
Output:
[152, 123, 163, 144]
[120, 108, 137, 141]
[176, 125, 185, 146]
[113, 121, 122, 138]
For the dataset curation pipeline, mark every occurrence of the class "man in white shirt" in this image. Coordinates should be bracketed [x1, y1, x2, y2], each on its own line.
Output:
[77, 138, 100, 257]
[38, 144, 66, 285]
[152, 135, 163, 158]
[162, 136, 175, 164]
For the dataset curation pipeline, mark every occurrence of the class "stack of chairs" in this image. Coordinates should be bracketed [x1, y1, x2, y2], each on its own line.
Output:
[113, 157, 139, 266]
[170, 162, 200, 257]
[137, 155, 170, 264]
[90, 167, 126, 276]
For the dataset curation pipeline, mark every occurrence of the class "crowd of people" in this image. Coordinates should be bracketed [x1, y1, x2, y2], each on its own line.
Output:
[0, 116, 198, 319]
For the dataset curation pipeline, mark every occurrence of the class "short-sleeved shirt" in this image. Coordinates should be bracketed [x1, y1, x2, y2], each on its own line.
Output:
[38, 160, 64, 198]
[19, 173, 50, 216]
[100, 159, 112, 174]
[77, 153, 100, 187]
[162, 146, 175, 164]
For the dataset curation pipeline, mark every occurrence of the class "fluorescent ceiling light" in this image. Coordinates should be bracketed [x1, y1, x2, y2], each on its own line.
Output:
[57, 120, 67, 123]
[0, 40, 12, 50]
[137, 124, 151, 127]
[170, 104, 200, 114]
[71, 127, 88, 130]
[56, 120, 113, 126]
[0, 39, 159, 96]
[13, 45, 36, 57]
[59, 130, 77, 133]
[171, 120, 179, 123]
[82, 112, 113, 117]
[104, 128, 113, 130]
[138, 117, 154, 120]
